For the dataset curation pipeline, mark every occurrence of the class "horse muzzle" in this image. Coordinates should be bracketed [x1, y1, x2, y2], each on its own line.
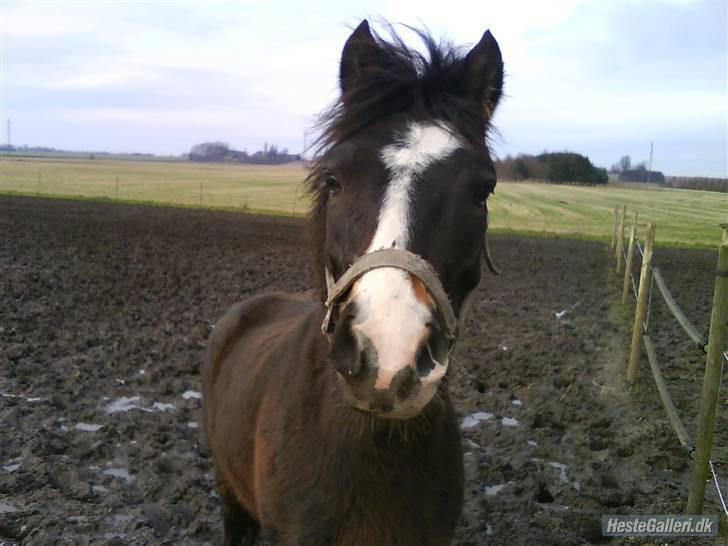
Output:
[329, 304, 450, 418]
[324, 252, 455, 418]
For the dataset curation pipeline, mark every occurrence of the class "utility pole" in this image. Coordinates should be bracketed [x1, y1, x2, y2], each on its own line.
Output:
[646, 141, 653, 184]
[6, 119, 11, 147]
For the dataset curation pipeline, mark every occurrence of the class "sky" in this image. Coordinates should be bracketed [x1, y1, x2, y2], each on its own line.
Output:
[1, 0, 726, 177]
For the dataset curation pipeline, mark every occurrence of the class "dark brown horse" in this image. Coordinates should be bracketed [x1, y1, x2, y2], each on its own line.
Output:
[202, 20, 504, 545]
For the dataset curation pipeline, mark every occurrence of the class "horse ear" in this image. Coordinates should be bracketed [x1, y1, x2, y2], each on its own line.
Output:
[463, 30, 504, 120]
[339, 20, 381, 95]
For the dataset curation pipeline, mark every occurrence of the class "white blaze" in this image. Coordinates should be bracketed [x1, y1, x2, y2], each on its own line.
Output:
[370, 123, 462, 251]
[350, 122, 461, 390]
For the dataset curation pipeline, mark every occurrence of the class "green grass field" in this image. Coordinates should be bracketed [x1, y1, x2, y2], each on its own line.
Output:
[1, 155, 726, 248]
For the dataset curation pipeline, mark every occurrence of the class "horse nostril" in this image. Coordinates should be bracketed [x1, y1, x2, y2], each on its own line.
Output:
[395, 369, 416, 400]
[415, 346, 435, 377]
[415, 328, 449, 379]
[355, 350, 368, 375]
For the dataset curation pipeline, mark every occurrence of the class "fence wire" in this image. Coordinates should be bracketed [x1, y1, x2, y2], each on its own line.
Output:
[617, 227, 727, 514]
[630, 273, 638, 300]
[652, 268, 706, 351]
[642, 335, 694, 454]
[710, 460, 728, 517]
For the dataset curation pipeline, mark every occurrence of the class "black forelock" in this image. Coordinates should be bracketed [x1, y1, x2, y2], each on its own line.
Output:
[314, 24, 491, 158]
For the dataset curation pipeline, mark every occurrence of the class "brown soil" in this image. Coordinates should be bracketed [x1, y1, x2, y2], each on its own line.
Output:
[0, 195, 725, 545]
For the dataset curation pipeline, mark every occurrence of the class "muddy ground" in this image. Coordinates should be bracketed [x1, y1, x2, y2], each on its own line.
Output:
[0, 195, 725, 545]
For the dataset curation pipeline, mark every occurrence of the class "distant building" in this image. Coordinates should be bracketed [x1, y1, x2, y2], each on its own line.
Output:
[618, 169, 665, 184]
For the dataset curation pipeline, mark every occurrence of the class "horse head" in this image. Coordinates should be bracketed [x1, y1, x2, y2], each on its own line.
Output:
[308, 20, 504, 418]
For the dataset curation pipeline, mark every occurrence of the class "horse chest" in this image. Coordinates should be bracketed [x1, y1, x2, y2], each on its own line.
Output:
[258, 414, 464, 546]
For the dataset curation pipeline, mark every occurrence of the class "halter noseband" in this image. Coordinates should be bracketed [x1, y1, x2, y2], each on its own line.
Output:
[321, 248, 459, 341]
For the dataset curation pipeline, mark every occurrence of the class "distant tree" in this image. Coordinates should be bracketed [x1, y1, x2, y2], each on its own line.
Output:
[595, 167, 609, 184]
[513, 157, 530, 180]
[618, 155, 631, 172]
[495, 151, 606, 185]
[190, 142, 230, 161]
[537, 152, 607, 185]
[188, 140, 299, 165]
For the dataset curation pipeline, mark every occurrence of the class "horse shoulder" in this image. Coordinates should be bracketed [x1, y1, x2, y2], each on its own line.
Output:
[201, 292, 321, 518]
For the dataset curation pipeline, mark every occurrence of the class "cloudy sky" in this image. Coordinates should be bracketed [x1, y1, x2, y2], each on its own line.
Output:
[1, 0, 726, 176]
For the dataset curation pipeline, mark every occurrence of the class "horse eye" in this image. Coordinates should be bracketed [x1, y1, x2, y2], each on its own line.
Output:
[472, 184, 492, 207]
[325, 174, 341, 195]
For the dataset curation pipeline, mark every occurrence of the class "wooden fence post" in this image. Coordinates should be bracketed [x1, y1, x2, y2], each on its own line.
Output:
[610, 205, 619, 251]
[621, 211, 639, 304]
[686, 224, 728, 514]
[615, 205, 627, 273]
[115, 177, 119, 199]
[627, 222, 656, 383]
[200, 182, 203, 206]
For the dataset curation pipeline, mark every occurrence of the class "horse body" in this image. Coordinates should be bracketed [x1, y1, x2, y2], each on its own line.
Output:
[203, 293, 463, 545]
[202, 19, 504, 545]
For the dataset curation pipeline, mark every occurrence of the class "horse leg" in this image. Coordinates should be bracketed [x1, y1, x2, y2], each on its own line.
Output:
[220, 491, 260, 546]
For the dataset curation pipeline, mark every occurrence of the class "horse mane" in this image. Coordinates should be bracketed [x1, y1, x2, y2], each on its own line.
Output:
[305, 23, 499, 301]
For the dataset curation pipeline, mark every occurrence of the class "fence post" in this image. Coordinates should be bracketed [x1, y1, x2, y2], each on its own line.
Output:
[37, 172, 41, 195]
[627, 222, 656, 383]
[200, 182, 203, 206]
[115, 177, 119, 199]
[686, 224, 728, 514]
[610, 205, 619, 251]
[615, 205, 627, 273]
[621, 211, 639, 304]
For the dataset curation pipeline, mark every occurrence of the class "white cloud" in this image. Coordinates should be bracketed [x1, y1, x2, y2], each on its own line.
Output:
[51, 107, 239, 124]
[48, 67, 159, 90]
[1, 9, 92, 36]
[1, 0, 725, 175]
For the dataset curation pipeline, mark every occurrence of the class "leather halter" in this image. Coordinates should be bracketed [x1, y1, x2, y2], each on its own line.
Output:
[321, 227, 499, 343]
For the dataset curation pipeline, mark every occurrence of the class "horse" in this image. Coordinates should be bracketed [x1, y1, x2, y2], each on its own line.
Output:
[201, 19, 504, 546]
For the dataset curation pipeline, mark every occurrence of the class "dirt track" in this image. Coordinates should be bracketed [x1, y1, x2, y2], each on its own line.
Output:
[0, 195, 725, 545]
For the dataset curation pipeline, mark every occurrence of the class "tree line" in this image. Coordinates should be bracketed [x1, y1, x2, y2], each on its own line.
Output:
[663, 176, 728, 193]
[496, 152, 608, 185]
[188, 142, 301, 165]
